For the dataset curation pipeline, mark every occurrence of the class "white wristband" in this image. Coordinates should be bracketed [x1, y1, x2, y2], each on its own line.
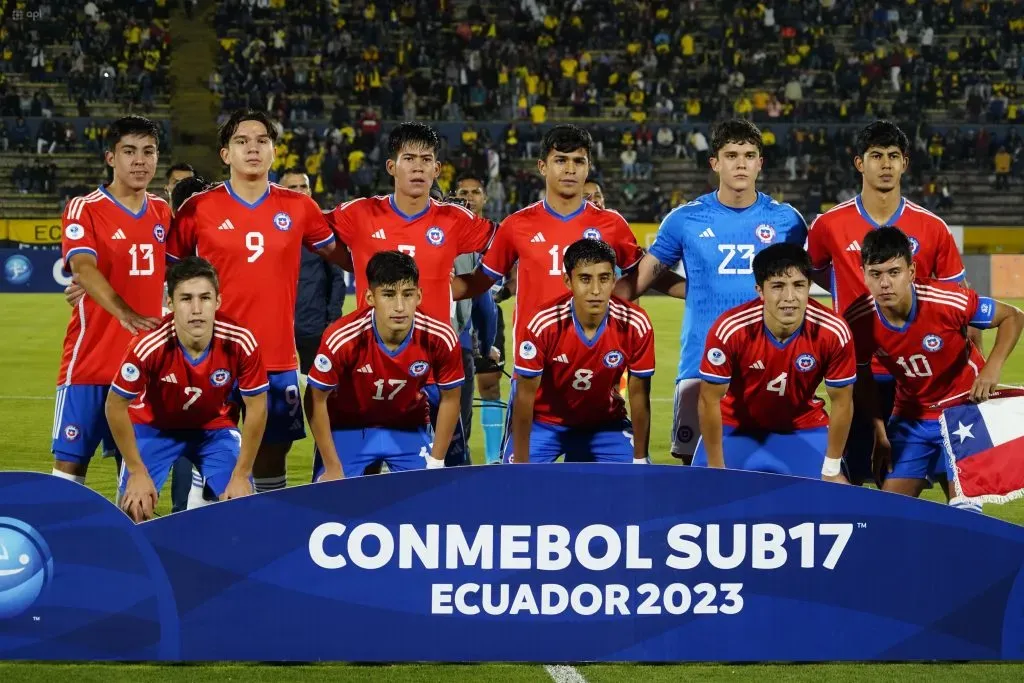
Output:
[821, 457, 842, 477]
[633, 456, 650, 464]
[426, 457, 445, 470]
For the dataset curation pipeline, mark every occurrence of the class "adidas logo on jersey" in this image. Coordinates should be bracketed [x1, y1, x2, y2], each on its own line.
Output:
[846, 240, 861, 252]
[356, 364, 373, 373]
[371, 229, 386, 240]
[161, 373, 178, 384]
[699, 228, 716, 238]
[554, 353, 570, 363]
[111, 229, 126, 240]
[749, 360, 765, 370]
[218, 219, 236, 231]
[531, 232, 546, 243]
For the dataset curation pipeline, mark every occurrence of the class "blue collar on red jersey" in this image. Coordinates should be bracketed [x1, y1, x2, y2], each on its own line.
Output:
[177, 339, 212, 367]
[874, 284, 918, 333]
[371, 311, 415, 357]
[388, 194, 431, 222]
[570, 301, 608, 347]
[855, 194, 906, 230]
[763, 319, 803, 350]
[224, 180, 271, 209]
[542, 199, 586, 222]
[99, 184, 148, 219]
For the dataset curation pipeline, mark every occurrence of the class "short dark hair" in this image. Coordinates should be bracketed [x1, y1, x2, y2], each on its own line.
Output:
[105, 115, 161, 152]
[166, 162, 195, 180]
[855, 120, 909, 158]
[387, 122, 441, 160]
[563, 238, 616, 275]
[710, 119, 762, 156]
[540, 124, 592, 160]
[861, 226, 913, 267]
[366, 250, 420, 289]
[171, 175, 209, 212]
[454, 170, 485, 188]
[218, 109, 279, 149]
[167, 256, 219, 297]
[279, 168, 308, 180]
[753, 243, 812, 287]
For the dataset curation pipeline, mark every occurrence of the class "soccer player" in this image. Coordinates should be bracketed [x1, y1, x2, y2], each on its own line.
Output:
[693, 244, 856, 481]
[164, 162, 195, 204]
[844, 227, 1024, 499]
[167, 109, 341, 497]
[305, 251, 464, 479]
[582, 179, 605, 209]
[107, 257, 268, 522]
[807, 120, 973, 485]
[508, 239, 654, 464]
[451, 172, 500, 464]
[325, 123, 495, 465]
[613, 118, 808, 464]
[52, 115, 171, 485]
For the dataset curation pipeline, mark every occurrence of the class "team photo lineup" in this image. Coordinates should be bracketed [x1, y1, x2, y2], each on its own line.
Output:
[48, 110, 1024, 522]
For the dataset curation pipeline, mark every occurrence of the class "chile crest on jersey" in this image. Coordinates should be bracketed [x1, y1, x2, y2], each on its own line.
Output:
[795, 354, 817, 372]
[603, 350, 624, 368]
[211, 368, 232, 387]
[273, 212, 292, 231]
[755, 224, 776, 244]
[153, 224, 166, 243]
[409, 360, 430, 377]
[426, 226, 446, 246]
[908, 236, 920, 255]
[922, 334, 943, 352]
[582, 227, 602, 240]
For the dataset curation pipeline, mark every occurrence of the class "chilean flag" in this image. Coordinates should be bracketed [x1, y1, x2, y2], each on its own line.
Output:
[940, 389, 1024, 506]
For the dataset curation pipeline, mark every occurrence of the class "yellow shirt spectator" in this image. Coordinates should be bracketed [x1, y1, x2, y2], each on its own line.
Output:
[995, 150, 1012, 173]
[752, 90, 769, 110]
[462, 129, 478, 146]
[629, 108, 647, 124]
[627, 41, 642, 56]
[734, 96, 753, 116]
[629, 89, 645, 107]
[305, 151, 323, 177]
[530, 103, 547, 124]
[681, 34, 695, 56]
[560, 57, 578, 79]
[576, 70, 588, 86]
[526, 73, 539, 95]
[340, 125, 356, 144]
[686, 98, 701, 116]
[348, 149, 366, 173]
[762, 130, 776, 146]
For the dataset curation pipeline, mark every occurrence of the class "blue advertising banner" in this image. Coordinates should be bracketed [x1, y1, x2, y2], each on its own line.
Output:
[1, 465, 1024, 662]
[0, 248, 70, 293]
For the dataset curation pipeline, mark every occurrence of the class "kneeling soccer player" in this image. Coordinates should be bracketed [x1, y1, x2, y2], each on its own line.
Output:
[306, 251, 464, 479]
[107, 256, 269, 522]
[844, 226, 1024, 499]
[507, 238, 654, 464]
[693, 243, 856, 481]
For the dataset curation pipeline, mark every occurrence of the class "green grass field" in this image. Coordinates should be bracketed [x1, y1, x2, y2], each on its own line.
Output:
[1, 294, 1023, 680]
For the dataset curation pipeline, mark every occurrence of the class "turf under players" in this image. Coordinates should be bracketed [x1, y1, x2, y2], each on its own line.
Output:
[305, 251, 464, 479]
[693, 244, 856, 481]
[844, 227, 1024, 498]
[508, 239, 654, 464]
[807, 120, 972, 485]
[52, 115, 171, 485]
[107, 256, 268, 522]
[167, 109, 340, 497]
[614, 119, 808, 464]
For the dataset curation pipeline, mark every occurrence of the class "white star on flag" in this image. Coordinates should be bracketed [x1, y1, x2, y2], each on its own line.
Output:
[952, 421, 975, 443]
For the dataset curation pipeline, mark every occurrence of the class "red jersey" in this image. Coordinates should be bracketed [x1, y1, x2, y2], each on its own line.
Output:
[327, 195, 495, 324]
[480, 200, 644, 345]
[699, 298, 857, 431]
[59, 187, 171, 386]
[307, 308, 465, 430]
[514, 293, 655, 427]
[167, 182, 336, 372]
[844, 279, 995, 420]
[110, 314, 268, 431]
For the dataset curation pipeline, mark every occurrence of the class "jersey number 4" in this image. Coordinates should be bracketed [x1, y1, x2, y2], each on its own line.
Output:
[766, 372, 787, 396]
[717, 244, 755, 275]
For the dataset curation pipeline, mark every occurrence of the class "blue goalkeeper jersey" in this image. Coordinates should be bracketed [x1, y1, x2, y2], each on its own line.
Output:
[648, 191, 808, 381]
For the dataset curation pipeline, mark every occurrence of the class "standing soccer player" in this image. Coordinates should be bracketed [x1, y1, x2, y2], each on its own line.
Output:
[306, 251, 464, 479]
[807, 120, 972, 485]
[167, 109, 340, 497]
[693, 244, 855, 481]
[509, 239, 654, 464]
[614, 119, 808, 464]
[325, 123, 495, 465]
[452, 172, 502, 464]
[107, 257, 268, 521]
[52, 115, 170, 484]
[844, 227, 1024, 499]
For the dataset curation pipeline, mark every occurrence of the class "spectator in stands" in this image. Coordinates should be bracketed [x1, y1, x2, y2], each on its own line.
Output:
[995, 146, 1013, 189]
[13, 162, 29, 194]
[36, 117, 57, 155]
[620, 144, 637, 180]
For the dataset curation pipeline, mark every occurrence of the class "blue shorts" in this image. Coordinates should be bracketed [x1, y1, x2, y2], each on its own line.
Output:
[692, 425, 829, 479]
[117, 424, 243, 498]
[51, 384, 116, 463]
[886, 417, 948, 481]
[844, 375, 896, 484]
[501, 419, 636, 464]
[234, 370, 304, 444]
[422, 383, 468, 467]
[312, 426, 433, 479]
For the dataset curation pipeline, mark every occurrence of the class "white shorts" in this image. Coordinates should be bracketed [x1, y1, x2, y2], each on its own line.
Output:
[671, 378, 701, 457]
